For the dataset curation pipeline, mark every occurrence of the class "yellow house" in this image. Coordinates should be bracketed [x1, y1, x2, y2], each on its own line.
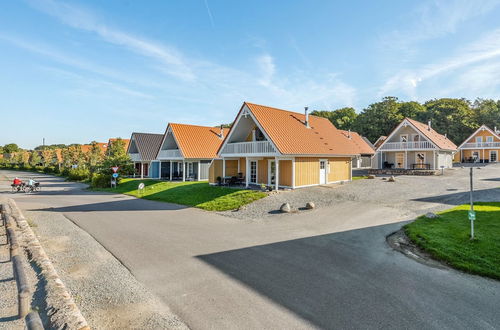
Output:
[455, 125, 500, 163]
[209, 102, 360, 189]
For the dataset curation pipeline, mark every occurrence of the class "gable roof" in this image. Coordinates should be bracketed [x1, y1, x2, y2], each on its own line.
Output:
[457, 125, 500, 148]
[373, 136, 387, 150]
[405, 118, 457, 150]
[339, 130, 375, 155]
[80, 143, 108, 154]
[168, 123, 229, 159]
[240, 102, 360, 156]
[129, 133, 164, 161]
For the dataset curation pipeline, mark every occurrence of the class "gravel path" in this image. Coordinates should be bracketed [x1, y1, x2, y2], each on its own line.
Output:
[219, 164, 500, 220]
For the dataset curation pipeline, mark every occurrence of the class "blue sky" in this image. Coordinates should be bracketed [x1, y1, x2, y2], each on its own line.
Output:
[2, 0, 500, 149]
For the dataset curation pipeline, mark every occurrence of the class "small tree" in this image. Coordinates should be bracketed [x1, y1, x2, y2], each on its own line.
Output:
[41, 149, 55, 167]
[29, 151, 42, 167]
[3, 143, 20, 153]
[101, 138, 134, 177]
[21, 151, 30, 166]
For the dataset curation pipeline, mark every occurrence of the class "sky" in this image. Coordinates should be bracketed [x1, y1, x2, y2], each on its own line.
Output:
[2, 0, 500, 149]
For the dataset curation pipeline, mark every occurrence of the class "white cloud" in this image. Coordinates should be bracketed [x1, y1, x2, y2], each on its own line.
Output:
[27, 0, 195, 81]
[379, 27, 500, 99]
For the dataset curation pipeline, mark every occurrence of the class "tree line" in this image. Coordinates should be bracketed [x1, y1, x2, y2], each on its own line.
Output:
[0, 139, 133, 187]
[311, 97, 500, 145]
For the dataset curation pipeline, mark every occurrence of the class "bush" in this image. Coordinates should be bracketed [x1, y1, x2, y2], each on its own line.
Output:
[91, 173, 112, 188]
[43, 166, 56, 174]
[60, 167, 70, 177]
[34, 166, 44, 172]
[67, 167, 91, 181]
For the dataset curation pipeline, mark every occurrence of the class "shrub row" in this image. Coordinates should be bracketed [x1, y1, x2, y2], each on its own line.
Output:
[0, 163, 113, 188]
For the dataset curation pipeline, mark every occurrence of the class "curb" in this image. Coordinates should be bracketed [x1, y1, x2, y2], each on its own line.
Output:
[6, 199, 90, 330]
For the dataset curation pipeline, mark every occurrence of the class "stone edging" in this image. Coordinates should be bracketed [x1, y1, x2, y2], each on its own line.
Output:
[7, 198, 90, 330]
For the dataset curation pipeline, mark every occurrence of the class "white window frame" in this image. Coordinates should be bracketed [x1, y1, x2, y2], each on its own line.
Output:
[400, 134, 408, 142]
[268, 160, 276, 186]
[250, 160, 258, 184]
[476, 136, 483, 143]
[486, 136, 494, 142]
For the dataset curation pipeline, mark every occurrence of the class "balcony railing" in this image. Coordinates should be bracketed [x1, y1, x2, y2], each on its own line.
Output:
[129, 153, 141, 162]
[221, 141, 276, 155]
[157, 149, 182, 159]
[379, 141, 434, 151]
[462, 142, 500, 149]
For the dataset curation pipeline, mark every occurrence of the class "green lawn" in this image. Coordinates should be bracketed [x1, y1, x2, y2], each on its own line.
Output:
[93, 178, 267, 211]
[352, 176, 368, 180]
[405, 202, 500, 280]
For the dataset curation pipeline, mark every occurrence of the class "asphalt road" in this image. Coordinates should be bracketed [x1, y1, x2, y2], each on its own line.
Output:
[2, 169, 500, 329]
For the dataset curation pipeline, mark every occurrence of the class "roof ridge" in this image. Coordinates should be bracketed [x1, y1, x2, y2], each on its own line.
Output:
[170, 123, 224, 129]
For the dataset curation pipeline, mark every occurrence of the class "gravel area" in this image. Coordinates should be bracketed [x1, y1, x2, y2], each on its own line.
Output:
[21, 208, 188, 329]
[219, 163, 500, 220]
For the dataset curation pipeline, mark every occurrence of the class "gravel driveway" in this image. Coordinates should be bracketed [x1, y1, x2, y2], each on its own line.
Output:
[220, 163, 500, 220]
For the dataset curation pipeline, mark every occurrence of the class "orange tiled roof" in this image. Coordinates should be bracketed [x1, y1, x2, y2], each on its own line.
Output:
[339, 130, 375, 155]
[405, 118, 457, 150]
[244, 102, 360, 156]
[170, 123, 229, 159]
[81, 143, 108, 154]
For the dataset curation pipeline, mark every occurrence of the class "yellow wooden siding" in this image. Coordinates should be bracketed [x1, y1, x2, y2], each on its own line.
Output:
[209, 160, 222, 183]
[279, 160, 292, 186]
[239, 158, 246, 176]
[466, 129, 500, 143]
[258, 159, 268, 184]
[295, 157, 320, 187]
[225, 160, 238, 176]
[460, 149, 500, 161]
[328, 157, 351, 182]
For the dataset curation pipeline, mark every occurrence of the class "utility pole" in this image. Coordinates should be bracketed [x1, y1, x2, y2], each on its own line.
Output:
[42, 138, 45, 147]
[469, 167, 475, 240]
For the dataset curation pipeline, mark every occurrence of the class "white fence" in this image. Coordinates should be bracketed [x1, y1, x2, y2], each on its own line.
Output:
[380, 141, 434, 150]
[221, 141, 276, 155]
[462, 142, 500, 149]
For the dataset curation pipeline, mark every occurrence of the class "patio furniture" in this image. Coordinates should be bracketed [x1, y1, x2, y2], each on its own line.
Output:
[236, 172, 245, 185]
[412, 163, 431, 170]
[383, 161, 394, 169]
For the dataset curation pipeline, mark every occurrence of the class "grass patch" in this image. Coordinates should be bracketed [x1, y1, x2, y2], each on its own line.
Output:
[92, 178, 267, 211]
[405, 202, 500, 280]
[352, 176, 368, 180]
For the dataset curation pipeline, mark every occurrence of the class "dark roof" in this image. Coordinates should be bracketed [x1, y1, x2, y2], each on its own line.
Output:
[129, 132, 164, 161]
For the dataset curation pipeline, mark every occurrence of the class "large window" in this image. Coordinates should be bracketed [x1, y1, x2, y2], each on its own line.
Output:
[250, 161, 257, 183]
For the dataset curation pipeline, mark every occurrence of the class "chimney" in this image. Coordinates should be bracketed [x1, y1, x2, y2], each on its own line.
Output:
[348, 129, 351, 139]
[305, 107, 310, 128]
[427, 120, 432, 131]
[444, 133, 447, 139]
[495, 126, 498, 134]
[219, 125, 224, 139]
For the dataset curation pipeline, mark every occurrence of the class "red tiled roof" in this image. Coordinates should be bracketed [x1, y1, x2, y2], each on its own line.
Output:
[170, 123, 229, 159]
[406, 118, 457, 150]
[244, 102, 360, 156]
[339, 130, 375, 155]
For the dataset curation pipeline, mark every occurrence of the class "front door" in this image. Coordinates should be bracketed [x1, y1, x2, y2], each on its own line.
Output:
[490, 151, 498, 162]
[319, 160, 327, 184]
[395, 153, 405, 169]
[415, 152, 426, 169]
[268, 160, 276, 185]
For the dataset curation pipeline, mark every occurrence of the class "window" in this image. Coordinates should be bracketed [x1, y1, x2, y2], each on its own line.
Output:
[416, 153, 425, 168]
[476, 136, 483, 143]
[250, 161, 257, 183]
[255, 128, 266, 141]
[491, 151, 498, 162]
[413, 135, 420, 142]
[400, 134, 408, 142]
[486, 136, 494, 142]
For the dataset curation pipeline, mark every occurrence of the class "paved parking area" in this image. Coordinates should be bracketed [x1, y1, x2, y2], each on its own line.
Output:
[1, 167, 500, 329]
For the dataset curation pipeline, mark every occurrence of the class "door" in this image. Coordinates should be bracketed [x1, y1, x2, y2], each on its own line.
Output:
[319, 160, 327, 184]
[395, 153, 405, 169]
[268, 160, 276, 185]
[250, 161, 257, 184]
[415, 152, 426, 169]
[490, 151, 498, 162]
[472, 151, 479, 163]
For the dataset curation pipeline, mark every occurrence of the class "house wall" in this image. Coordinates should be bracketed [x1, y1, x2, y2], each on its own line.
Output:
[225, 160, 239, 176]
[386, 126, 429, 143]
[295, 157, 320, 186]
[459, 149, 500, 162]
[328, 157, 351, 182]
[279, 160, 293, 186]
[464, 129, 500, 143]
[209, 159, 223, 183]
